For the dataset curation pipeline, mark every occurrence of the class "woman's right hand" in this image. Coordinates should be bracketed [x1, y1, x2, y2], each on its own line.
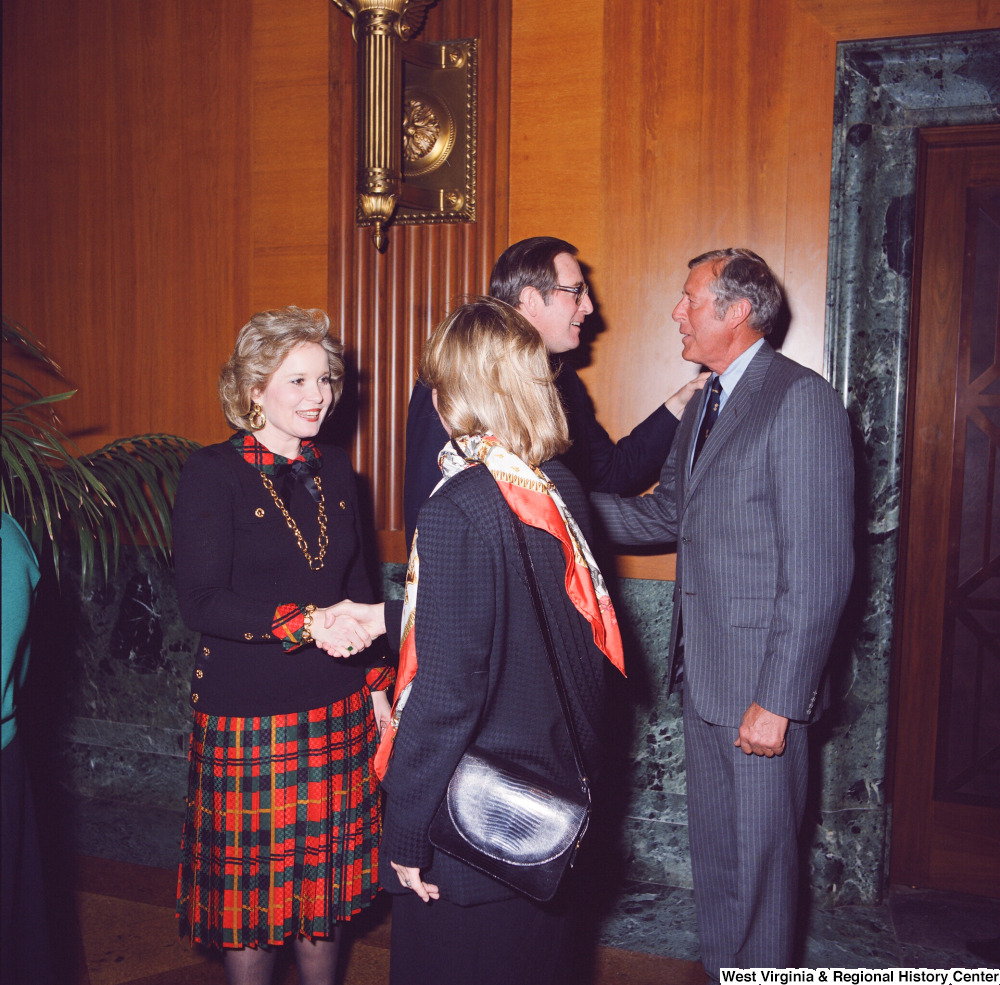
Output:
[390, 862, 440, 903]
[311, 603, 373, 658]
[311, 600, 386, 658]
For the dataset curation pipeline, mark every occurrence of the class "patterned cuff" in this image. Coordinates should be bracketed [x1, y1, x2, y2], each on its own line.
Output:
[272, 603, 316, 652]
[366, 664, 396, 692]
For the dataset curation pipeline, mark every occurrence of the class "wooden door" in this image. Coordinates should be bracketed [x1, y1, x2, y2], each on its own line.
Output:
[892, 125, 1000, 897]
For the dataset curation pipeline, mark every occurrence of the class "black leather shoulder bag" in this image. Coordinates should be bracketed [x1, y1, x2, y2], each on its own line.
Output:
[428, 495, 592, 902]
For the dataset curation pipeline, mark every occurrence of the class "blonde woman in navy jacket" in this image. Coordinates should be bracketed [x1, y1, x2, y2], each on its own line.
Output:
[172, 307, 394, 985]
[325, 299, 626, 985]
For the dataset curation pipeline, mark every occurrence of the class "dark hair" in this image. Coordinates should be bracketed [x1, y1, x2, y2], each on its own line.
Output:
[688, 248, 782, 335]
[489, 236, 578, 307]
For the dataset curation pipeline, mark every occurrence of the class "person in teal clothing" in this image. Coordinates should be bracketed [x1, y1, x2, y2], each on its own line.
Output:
[2, 513, 54, 985]
[3, 513, 40, 749]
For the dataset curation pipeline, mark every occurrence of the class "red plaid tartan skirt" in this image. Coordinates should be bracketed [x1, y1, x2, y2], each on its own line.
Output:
[175, 687, 382, 949]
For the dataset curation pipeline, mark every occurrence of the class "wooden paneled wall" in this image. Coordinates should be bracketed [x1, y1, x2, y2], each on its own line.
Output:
[329, 1, 511, 557]
[3, 0, 510, 565]
[2, 0, 253, 452]
[250, 0, 331, 315]
[509, 0, 999, 578]
[6, 0, 997, 569]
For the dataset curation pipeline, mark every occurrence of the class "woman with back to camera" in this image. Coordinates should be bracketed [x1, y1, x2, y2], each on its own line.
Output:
[171, 306, 394, 985]
[326, 297, 626, 985]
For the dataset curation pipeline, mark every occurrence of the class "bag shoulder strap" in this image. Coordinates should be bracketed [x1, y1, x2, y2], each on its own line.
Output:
[506, 502, 591, 798]
[449, 446, 591, 797]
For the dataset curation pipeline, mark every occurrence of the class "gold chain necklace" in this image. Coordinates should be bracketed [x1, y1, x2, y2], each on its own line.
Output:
[259, 472, 328, 570]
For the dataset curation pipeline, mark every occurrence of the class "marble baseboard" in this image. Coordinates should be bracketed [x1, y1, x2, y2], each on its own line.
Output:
[598, 882, 701, 962]
[801, 903, 899, 968]
[806, 806, 888, 908]
[624, 790, 688, 826]
[618, 800, 888, 911]
[48, 548, 200, 733]
[66, 716, 189, 758]
[896, 942, 990, 971]
[68, 796, 186, 871]
[620, 816, 693, 890]
[58, 740, 189, 811]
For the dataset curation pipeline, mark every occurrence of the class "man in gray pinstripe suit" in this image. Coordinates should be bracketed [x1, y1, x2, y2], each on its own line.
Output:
[591, 249, 854, 976]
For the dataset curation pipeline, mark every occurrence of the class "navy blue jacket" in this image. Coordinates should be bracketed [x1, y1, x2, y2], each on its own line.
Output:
[172, 440, 382, 716]
[403, 363, 678, 547]
[380, 460, 607, 905]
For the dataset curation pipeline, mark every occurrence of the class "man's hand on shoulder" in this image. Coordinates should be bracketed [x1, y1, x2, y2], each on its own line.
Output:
[736, 702, 788, 757]
[665, 371, 710, 420]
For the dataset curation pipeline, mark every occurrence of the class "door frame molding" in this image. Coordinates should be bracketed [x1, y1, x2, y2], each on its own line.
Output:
[822, 32, 999, 896]
[891, 124, 1000, 894]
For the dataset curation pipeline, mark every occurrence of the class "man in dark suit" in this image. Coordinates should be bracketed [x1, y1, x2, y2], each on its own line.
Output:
[591, 249, 854, 975]
[403, 236, 706, 546]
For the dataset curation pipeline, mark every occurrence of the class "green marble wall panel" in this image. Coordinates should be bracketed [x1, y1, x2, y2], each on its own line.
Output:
[820, 27, 1000, 906]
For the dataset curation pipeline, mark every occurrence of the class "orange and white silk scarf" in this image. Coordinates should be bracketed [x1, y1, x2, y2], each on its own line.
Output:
[373, 433, 625, 780]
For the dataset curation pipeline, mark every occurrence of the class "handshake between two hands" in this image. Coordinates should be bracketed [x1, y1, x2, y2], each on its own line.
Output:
[310, 600, 387, 660]
[311, 600, 392, 739]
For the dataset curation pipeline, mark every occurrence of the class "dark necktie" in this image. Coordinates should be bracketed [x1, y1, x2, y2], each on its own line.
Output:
[692, 375, 723, 468]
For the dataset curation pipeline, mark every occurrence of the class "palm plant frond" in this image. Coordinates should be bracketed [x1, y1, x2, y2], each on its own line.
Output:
[81, 434, 203, 563]
[2, 370, 49, 406]
[2, 315, 62, 375]
[2, 317, 201, 587]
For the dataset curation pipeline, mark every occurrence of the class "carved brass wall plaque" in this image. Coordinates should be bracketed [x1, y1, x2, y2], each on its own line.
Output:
[403, 89, 453, 176]
[393, 39, 476, 226]
[331, 1, 475, 248]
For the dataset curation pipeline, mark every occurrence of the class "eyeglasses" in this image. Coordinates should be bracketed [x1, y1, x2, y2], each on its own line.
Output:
[551, 283, 590, 305]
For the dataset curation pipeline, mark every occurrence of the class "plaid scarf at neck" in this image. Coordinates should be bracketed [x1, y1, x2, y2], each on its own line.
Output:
[230, 431, 321, 475]
[373, 432, 625, 780]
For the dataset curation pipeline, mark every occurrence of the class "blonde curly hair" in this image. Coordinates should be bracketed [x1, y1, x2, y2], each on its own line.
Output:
[218, 307, 345, 430]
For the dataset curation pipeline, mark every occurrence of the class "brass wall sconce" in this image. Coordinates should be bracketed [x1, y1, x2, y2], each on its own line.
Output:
[331, 1, 476, 249]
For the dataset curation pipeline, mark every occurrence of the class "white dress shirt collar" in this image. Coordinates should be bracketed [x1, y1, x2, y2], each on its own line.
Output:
[716, 337, 766, 409]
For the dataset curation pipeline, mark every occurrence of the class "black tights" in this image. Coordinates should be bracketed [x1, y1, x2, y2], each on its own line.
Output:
[223, 925, 343, 985]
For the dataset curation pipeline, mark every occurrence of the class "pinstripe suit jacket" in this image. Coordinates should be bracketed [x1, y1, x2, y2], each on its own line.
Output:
[591, 342, 854, 728]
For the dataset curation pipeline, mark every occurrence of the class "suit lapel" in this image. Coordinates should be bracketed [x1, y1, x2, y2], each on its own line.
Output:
[683, 342, 775, 505]
[675, 381, 706, 506]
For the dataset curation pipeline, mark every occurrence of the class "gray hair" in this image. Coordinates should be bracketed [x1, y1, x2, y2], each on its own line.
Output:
[688, 248, 782, 334]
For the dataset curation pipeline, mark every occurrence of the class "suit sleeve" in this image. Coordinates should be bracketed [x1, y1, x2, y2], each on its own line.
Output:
[379, 495, 495, 870]
[343, 455, 375, 607]
[754, 376, 854, 721]
[403, 382, 450, 550]
[383, 599, 405, 653]
[587, 401, 692, 546]
[339, 449, 398, 681]
[561, 365, 678, 495]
